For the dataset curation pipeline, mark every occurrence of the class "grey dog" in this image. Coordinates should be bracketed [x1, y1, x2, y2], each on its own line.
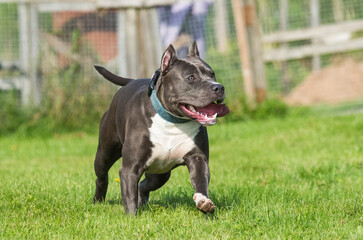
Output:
[93, 42, 229, 214]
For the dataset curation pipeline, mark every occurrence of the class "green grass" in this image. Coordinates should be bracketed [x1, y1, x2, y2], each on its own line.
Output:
[0, 115, 362, 239]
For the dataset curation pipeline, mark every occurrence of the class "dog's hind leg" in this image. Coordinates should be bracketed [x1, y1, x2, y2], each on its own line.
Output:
[93, 144, 121, 203]
[138, 172, 171, 206]
[93, 111, 122, 203]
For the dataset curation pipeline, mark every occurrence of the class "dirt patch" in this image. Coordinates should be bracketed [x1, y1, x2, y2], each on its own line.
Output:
[285, 58, 363, 106]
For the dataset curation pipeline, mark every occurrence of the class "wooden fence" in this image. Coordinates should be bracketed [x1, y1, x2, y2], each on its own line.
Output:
[0, 0, 229, 105]
[233, 0, 363, 100]
[1, 0, 363, 105]
[263, 19, 363, 62]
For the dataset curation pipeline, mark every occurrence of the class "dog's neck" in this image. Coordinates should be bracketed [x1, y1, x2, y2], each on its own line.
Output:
[149, 89, 191, 124]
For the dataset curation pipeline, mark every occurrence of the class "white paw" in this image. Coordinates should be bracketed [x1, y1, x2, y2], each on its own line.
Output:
[193, 193, 215, 213]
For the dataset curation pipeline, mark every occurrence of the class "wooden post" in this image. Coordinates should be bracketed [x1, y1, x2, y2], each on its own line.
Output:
[150, 8, 163, 67]
[215, 0, 228, 53]
[117, 10, 127, 77]
[280, 0, 290, 95]
[232, 0, 255, 104]
[123, 8, 162, 79]
[147, 8, 163, 74]
[18, 2, 40, 105]
[139, 8, 161, 77]
[333, 0, 344, 22]
[232, 0, 266, 105]
[30, 3, 41, 105]
[245, 0, 266, 103]
[18, 3, 31, 105]
[125, 8, 139, 79]
[310, 0, 321, 71]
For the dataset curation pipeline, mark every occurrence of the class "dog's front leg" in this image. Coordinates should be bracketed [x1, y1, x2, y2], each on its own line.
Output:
[184, 152, 215, 213]
[119, 160, 144, 215]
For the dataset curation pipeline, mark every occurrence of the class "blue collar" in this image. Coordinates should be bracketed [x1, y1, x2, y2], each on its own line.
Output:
[150, 90, 191, 124]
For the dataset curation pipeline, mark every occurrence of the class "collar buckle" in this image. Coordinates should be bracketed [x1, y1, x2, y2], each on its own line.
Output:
[148, 69, 160, 97]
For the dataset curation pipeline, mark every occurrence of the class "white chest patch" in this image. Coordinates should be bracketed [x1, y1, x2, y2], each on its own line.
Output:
[145, 114, 200, 174]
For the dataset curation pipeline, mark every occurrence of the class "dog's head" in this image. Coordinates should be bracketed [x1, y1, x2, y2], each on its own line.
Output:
[155, 42, 229, 126]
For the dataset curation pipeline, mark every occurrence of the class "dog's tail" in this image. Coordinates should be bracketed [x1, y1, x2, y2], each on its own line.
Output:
[94, 65, 133, 86]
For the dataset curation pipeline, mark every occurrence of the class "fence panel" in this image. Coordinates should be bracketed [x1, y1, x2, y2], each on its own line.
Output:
[1, 0, 363, 109]
[257, 0, 363, 106]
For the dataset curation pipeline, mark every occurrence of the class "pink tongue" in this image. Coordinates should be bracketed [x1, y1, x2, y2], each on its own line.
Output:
[195, 103, 230, 117]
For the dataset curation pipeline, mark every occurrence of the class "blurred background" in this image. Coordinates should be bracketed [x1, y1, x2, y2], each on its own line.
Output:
[1, 0, 363, 134]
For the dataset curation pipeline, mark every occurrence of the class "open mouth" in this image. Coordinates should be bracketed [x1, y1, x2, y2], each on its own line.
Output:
[180, 100, 230, 126]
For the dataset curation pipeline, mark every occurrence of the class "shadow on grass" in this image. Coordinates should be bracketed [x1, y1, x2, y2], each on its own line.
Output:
[107, 199, 123, 205]
[105, 185, 245, 214]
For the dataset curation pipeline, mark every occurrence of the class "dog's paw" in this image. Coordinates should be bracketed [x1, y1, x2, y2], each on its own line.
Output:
[193, 193, 215, 213]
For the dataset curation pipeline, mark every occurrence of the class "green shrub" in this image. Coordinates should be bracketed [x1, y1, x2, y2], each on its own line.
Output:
[0, 90, 32, 134]
[1, 29, 117, 136]
[32, 29, 116, 133]
[224, 96, 290, 122]
[40, 63, 114, 132]
[0, 3, 19, 60]
[254, 98, 288, 119]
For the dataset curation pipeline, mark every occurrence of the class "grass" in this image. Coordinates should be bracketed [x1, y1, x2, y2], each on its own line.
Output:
[0, 114, 362, 239]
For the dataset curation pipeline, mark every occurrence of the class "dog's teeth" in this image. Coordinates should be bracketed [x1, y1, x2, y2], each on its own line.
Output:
[208, 113, 217, 120]
[189, 106, 196, 112]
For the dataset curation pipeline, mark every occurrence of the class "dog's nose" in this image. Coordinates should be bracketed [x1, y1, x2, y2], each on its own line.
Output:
[211, 84, 225, 94]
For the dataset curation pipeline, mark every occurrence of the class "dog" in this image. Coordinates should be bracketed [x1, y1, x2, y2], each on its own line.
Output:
[93, 42, 229, 215]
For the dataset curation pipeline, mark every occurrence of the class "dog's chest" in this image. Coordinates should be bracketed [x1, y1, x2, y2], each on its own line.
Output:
[145, 114, 200, 173]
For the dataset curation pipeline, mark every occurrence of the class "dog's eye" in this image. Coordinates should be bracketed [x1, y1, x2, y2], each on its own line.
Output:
[211, 72, 215, 78]
[187, 75, 195, 81]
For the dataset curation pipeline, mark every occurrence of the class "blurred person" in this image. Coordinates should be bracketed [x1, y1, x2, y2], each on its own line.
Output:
[158, 1, 213, 59]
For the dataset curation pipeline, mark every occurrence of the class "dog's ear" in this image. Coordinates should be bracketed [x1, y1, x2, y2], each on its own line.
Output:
[161, 44, 178, 74]
[187, 41, 200, 57]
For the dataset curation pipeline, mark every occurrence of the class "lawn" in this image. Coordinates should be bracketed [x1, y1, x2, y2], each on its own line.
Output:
[0, 115, 362, 239]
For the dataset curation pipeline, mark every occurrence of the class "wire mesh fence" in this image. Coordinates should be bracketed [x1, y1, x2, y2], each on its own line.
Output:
[1, 0, 363, 111]
[258, 0, 363, 106]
